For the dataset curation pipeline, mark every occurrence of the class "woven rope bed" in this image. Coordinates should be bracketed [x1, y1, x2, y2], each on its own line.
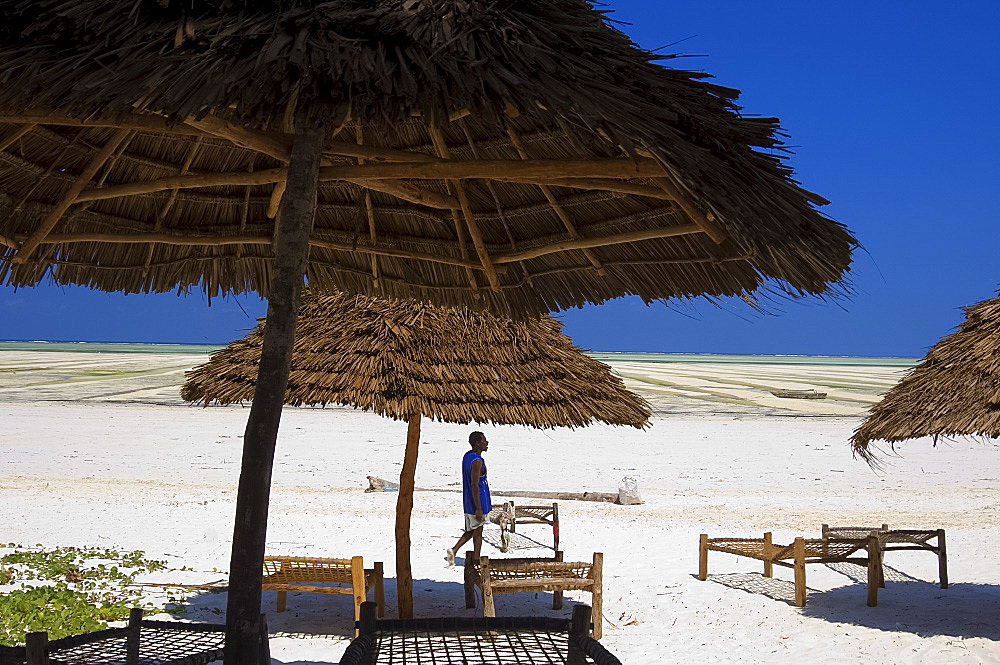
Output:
[464, 552, 603, 638]
[0, 616, 229, 665]
[489, 502, 560, 553]
[339, 602, 620, 665]
[261, 554, 385, 632]
[699, 525, 948, 607]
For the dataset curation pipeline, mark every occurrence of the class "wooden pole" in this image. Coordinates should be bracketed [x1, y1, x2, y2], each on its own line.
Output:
[793, 537, 806, 607]
[395, 413, 422, 619]
[590, 552, 603, 639]
[763, 532, 773, 578]
[351, 555, 366, 636]
[567, 605, 591, 665]
[553, 550, 564, 610]
[464, 551, 477, 609]
[25, 632, 48, 665]
[481, 556, 496, 618]
[866, 534, 881, 607]
[698, 534, 708, 581]
[126, 607, 143, 665]
[13, 128, 130, 262]
[937, 529, 948, 589]
[358, 601, 378, 637]
[0, 123, 35, 152]
[223, 120, 324, 665]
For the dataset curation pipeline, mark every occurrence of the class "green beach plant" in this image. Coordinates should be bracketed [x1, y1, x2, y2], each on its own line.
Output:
[0, 544, 167, 646]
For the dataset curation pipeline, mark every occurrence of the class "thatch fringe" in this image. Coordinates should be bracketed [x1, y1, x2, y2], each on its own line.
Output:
[182, 290, 651, 429]
[0, 0, 855, 315]
[851, 289, 1000, 462]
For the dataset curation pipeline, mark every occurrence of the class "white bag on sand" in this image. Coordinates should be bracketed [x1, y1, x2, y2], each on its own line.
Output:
[618, 476, 642, 505]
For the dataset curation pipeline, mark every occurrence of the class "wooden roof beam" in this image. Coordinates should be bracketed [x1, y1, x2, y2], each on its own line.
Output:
[653, 177, 727, 244]
[0, 113, 439, 163]
[73, 160, 672, 209]
[428, 125, 500, 292]
[316, 158, 666, 181]
[187, 116, 457, 209]
[506, 125, 606, 276]
[542, 178, 675, 200]
[357, 126, 379, 291]
[12, 128, 131, 263]
[22, 232, 506, 274]
[0, 123, 36, 152]
[493, 224, 704, 264]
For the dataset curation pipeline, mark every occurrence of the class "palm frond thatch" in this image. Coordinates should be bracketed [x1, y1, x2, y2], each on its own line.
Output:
[182, 290, 652, 429]
[0, 0, 855, 315]
[851, 289, 1000, 461]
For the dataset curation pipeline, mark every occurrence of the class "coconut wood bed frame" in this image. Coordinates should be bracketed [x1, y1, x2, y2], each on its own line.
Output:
[261, 555, 385, 633]
[698, 525, 947, 607]
[341, 601, 621, 665]
[464, 551, 604, 639]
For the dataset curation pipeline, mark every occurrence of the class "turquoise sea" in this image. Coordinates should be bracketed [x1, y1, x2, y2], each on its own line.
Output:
[0, 341, 918, 367]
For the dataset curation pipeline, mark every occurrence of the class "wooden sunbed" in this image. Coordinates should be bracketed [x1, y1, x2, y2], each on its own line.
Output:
[822, 524, 948, 588]
[261, 555, 384, 633]
[699, 532, 880, 607]
[464, 551, 604, 638]
[492, 501, 560, 552]
[699, 525, 947, 607]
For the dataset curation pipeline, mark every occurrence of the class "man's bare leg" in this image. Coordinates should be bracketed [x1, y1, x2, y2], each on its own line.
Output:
[448, 530, 474, 566]
[472, 526, 484, 559]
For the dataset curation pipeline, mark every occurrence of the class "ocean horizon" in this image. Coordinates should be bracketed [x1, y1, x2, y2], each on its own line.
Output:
[0, 340, 919, 366]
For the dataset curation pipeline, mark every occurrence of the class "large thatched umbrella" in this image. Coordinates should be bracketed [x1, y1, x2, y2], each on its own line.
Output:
[851, 289, 1000, 463]
[182, 290, 651, 617]
[0, 1, 856, 661]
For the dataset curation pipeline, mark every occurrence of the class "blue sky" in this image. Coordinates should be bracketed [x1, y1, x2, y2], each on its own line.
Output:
[2, 1, 998, 356]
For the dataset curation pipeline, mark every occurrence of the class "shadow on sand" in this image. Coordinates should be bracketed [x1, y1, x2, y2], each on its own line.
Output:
[703, 564, 1000, 640]
[179, 573, 589, 663]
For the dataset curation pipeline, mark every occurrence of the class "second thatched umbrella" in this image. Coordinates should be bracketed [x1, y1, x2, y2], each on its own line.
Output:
[851, 288, 1000, 463]
[183, 290, 650, 617]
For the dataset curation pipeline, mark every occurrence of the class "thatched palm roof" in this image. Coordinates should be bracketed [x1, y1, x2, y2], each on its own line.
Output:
[851, 290, 1000, 461]
[0, 0, 854, 315]
[182, 290, 651, 429]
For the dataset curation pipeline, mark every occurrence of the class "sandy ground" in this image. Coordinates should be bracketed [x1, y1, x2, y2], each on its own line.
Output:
[1, 350, 998, 664]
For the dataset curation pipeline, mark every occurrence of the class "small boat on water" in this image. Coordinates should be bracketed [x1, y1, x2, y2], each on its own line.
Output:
[770, 389, 828, 400]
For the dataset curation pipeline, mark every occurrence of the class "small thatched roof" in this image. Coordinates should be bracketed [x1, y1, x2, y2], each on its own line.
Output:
[0, 0, 854, 315]
[851, 289, 1000, 461]
[182, 290, 651, 429]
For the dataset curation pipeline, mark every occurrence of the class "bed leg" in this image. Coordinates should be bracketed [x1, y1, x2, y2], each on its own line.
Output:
[866, 534, 881, 607]
[591, 552, 603, 640]
[481, 556, 495, 619]
[552, 502, 560, 553]
[937, 529, 948, 589]
[698, 534, 709, 581]
[567, 605, 591, 665]
[763, 532, 773, 578]
[351, 556, 366, 636]
[276, 591, 286, 613]
[553, 550, 564, 609]
[374, 561, 385, 618]
[464, 551, 477, 609]
[793, 537, 806, 607]
[26, 632, 49, 665]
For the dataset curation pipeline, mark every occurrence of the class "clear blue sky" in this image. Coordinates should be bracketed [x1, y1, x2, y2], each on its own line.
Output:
[2, 1, 998, 356]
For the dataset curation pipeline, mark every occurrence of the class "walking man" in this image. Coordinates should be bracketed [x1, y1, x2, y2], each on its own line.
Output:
[446, 431, 492, 566]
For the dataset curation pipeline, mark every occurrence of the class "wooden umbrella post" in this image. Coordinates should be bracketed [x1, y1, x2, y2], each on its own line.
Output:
[224, 121, 324, 665]
[395, 413, 422, 618]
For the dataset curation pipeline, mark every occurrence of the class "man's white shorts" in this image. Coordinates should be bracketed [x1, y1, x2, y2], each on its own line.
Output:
[464, 513, 488, 532]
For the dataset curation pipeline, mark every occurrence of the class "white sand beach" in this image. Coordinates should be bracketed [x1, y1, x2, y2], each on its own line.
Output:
[2, 347, 999, 664]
